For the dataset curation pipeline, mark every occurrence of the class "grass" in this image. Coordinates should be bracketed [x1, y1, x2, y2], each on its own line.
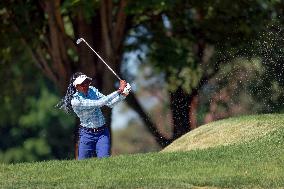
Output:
[0, 114, 283, 189]
[162, 114, 284, 152]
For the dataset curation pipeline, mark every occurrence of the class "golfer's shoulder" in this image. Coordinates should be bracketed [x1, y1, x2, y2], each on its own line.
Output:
[89, 86, 103, 96]
[89, 86, 98, 92]
[71, 92, 81, 105]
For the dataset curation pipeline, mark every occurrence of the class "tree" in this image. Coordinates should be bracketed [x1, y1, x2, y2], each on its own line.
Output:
[0, 0, 172, 156]
[1, 0, 282, 159]
[0, 26, 75, 163]
[126, 0, 279, 140]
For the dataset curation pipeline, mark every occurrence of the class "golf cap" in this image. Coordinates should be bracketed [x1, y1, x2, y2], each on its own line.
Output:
[73, 74, 92, 87]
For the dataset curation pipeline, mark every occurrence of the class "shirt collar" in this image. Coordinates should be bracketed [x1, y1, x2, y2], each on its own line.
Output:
[77, 88, 91, 98]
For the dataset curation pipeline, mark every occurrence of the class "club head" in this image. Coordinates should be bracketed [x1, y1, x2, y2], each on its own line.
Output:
[76, 38, 83, 44]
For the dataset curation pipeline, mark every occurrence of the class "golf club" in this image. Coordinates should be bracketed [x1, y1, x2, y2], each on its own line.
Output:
[76, 38, 122, 81]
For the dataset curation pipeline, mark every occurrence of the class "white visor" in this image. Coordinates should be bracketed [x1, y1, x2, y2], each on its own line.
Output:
[73, 75, 92, 87]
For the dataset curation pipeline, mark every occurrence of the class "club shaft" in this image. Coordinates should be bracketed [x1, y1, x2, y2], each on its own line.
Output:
[80, 39, 122, 81]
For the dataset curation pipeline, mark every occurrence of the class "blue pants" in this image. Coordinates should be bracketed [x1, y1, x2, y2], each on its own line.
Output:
[78, 127, 110, 160]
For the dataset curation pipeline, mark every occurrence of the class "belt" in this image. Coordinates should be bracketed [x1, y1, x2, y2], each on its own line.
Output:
[79, 125, 107, 133]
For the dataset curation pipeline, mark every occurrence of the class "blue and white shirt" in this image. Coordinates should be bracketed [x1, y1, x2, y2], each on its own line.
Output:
[71, 86, 125, 128]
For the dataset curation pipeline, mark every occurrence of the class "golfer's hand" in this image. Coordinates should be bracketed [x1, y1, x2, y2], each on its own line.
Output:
[118, 80, 127, 93]
[122, 83, 131, 96]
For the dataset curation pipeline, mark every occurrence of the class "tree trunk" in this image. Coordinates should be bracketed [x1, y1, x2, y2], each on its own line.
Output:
[23, 0, 206, 154]
[101, 58, 117, 148]
[126, 93, 172, 147]
[43, 0, 72, 92]
[170, 87, 191, 139]
[189, 94, 198, 130]
[73, 7, 99, 77]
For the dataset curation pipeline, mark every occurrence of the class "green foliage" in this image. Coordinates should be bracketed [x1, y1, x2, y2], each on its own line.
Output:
[0, 114, 283, 188]
[1, 0, 284, 163]
[149, 37, 203, 93]
[126, 0, 284, 126]
[195, 57, 284, 125]
[0, 16, 44, 156]
[128, 0, 277, 94]
[18, 87, 76, 162]
[126, 0, 174, 18]
[62, 0, 100, 23]
[19, 88, 74, 129]
[0, 138, 51, 163]
[0, 0, 44, 48]
[0, 6, 76, 163]
[0, 85, 76, 164]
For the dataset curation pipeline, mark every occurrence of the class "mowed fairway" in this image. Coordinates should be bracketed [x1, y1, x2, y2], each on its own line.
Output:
[0, 114, 283, 189]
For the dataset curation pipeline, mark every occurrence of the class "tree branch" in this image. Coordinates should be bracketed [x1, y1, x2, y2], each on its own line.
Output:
[126, 92, 172, 147]
[35, 48, 58, 83]
[100, 0, 114, 56]
[42, 0, 72, 89]
[107, 0, 113, 33]
[7, 10, 57, 83]
[113, 0, 128, 51]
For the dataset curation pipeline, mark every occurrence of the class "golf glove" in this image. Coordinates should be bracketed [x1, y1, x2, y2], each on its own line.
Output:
[118, 80, 127, 93]
[122, 83, 131, 95]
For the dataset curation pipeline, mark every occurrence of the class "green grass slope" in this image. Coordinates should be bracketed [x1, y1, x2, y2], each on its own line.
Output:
[162, 114, 284, 153]
[0, 114, 283, 189]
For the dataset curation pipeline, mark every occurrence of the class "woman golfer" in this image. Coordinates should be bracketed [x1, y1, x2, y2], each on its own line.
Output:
[57, 72, 130, 160]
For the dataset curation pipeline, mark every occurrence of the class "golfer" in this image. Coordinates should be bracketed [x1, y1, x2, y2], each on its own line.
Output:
[57, 72, 130, 159]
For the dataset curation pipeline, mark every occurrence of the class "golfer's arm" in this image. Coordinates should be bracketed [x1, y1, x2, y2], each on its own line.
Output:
[96, 90, 126, 108]
[106, 95, 126, 108]
[72, 91, 119, 108]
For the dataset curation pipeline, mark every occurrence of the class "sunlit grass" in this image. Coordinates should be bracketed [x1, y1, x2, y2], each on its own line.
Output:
[162, 114, 284, 152]
[0, 114, 283, 189]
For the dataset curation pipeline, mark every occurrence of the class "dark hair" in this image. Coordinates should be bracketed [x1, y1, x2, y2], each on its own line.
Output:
[56, 72, 84, 114]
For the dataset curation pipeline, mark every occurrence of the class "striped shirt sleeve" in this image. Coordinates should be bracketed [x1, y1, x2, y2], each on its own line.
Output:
[71, 91, 119, 108]
[94, 88, 126, 108]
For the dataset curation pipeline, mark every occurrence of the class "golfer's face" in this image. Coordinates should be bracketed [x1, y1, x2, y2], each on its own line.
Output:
[77, 80, 91, 94]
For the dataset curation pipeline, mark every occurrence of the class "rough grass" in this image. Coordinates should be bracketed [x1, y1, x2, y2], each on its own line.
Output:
[162, 114, 284, 152]
[0, 114, 283, 189]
